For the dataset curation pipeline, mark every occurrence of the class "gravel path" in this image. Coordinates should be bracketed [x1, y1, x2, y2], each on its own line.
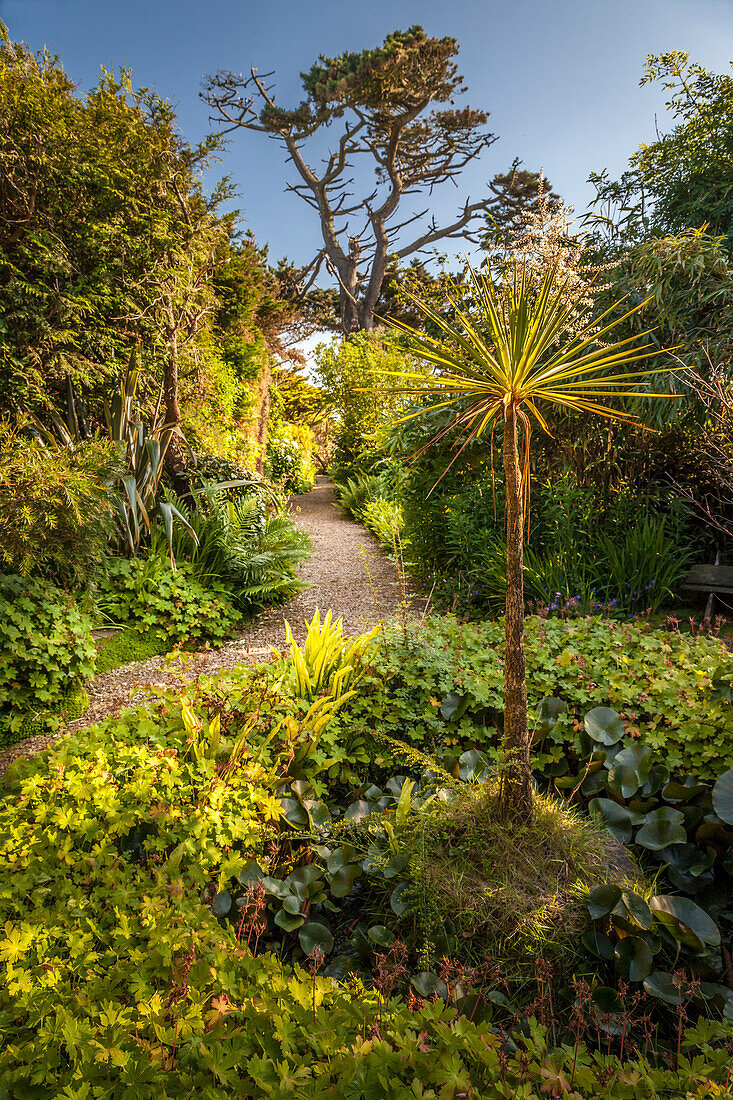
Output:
[1, 477, 423, 773]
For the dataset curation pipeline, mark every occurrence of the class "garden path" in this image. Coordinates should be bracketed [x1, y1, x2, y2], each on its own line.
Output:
[1, 477, 421, 773]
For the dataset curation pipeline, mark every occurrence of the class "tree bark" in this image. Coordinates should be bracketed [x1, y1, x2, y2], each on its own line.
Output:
[254, 356, 272, 474]
[340, 286, 360, 334]
[162, 315, 187, 481]
[339, 238, 362, 334]
[498, 402, 533, 823]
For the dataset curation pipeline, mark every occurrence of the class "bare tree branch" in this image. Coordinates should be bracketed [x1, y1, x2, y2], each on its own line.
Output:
[202, 29, 497, 331]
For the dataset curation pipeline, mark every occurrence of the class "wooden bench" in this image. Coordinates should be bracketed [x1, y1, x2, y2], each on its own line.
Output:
[682, 561, 733, 621]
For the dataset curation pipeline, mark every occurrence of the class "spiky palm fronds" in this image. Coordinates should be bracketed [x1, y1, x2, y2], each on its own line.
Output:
[382, 261, 676, 466]
[379, 258, 679, 825]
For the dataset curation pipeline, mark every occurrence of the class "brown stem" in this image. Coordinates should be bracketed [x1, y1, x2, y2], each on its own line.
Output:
[721, 945, 733, 992]
[498, 401, 532, 823]
[162, 301, 186, 480]
[254, 356, 272, 473]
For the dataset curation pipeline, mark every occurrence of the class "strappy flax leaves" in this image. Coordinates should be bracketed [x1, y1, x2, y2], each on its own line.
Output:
[379, 260, 678, 472]
[376, 258, 678, 824]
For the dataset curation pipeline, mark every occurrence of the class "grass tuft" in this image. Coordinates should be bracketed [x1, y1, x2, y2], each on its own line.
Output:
[424, 783, 639, 968]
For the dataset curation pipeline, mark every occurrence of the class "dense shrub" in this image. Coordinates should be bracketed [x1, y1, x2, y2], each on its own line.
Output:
[207, 512, 310, 609]
[265, 424, 316, 494]
[97, 556, 242, 646]
[0, 428, 119, 585]
[362, 497, 405, 549]
[315, 333, 418, 473]
[1, 654, 733, 1095]
[333, 473, 386, 520]
[152, 487, 310, 610]
[334, 468, 409, 552]
[183, 452, 267, 505]
[400, 465, 696, 616]
[0, 574, 95, 743]
[0, 29, 287, 470]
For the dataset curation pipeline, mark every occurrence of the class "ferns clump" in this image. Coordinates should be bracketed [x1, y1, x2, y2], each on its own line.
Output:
[334, 475, 385, 521]
[151, 483, 310, 611]
[234, 513, 310, 607]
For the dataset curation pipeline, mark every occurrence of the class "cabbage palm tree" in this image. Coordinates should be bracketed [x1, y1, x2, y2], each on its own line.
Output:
[383, 261, 674, 823]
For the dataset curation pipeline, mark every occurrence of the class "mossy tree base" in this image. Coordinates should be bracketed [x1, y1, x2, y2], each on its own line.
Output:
[422, 783, 641, 977]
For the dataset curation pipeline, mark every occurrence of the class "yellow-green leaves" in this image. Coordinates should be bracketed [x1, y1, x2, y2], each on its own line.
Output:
[381, 260, 677, 453]
[284, 609, 379, 703]
[0, 922, 33, 964]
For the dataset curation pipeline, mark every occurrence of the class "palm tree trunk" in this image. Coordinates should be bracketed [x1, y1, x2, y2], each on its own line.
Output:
[499, 401, 533, 823]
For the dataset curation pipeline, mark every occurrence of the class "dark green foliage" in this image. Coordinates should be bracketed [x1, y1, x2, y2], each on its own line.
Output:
[299, 26, 460, 109]
[0, 574, 94, 743]
[354, 386, 701, 617]
[0, 29, 221, 412]
[0, 427, 119, 585]
[234, 514, 311, 606]
[0, 27, 295, 467]
[102, 362, 196, 558]
[346, 615, 733, 777]
[482, 160, 561, 249]
[400, 461, 695, 616]
[211, 238, 306, 399]
[183, 453, 266, 504]
[97, 556, 242, 646]
[595, 516, 694, 613]
[151, 486, 310, 610]
[547, 706, 733, 1014]
[587, 227, 733, 426]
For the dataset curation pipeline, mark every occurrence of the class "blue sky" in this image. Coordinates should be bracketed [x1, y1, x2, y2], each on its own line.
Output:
[2, 0, 733, 273]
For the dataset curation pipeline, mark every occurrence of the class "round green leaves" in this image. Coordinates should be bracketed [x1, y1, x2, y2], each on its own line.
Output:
[635, 808, 687, 851]
[585, 707, 625, 747]
[298, 922, 334, 956]
[713, 768, 733, 825]
[649, 895, 720, 952]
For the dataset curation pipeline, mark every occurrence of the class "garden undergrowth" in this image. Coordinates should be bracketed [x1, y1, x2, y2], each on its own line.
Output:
[2, 611, 733, 1095]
